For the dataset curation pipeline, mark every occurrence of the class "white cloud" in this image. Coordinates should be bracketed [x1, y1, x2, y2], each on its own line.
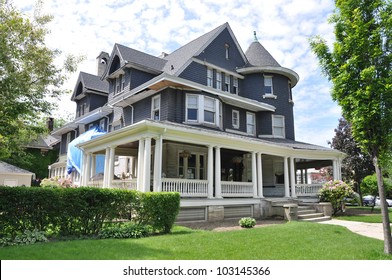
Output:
[12, 0, 339, 146]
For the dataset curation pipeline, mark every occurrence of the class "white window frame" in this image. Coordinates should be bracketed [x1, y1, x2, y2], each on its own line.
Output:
[203, 96, 216, 124]
[232, 110, 240, 129]
[66, 132, 71, 150]
[272, 115, 285, 138]
[207, 68, 213, 87]
[288, 81, 293, 103]
[225, 43, 230, 60]
[186, 94, 199, 122]
[185, 94, 221, 127]
[99, 119, 105, 131]
[233, 77, 238, 94]
[246, 112, 256, 136]
[225, 74, 230, 92]
[151, 95, 161, 121]
[216, 71, 222, 90]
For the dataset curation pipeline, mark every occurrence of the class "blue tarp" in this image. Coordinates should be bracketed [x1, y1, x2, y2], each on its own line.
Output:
[66, 127, 106, 174]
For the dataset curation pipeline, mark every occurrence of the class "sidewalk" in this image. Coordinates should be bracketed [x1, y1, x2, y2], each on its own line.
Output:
[319, 219, 388, 240]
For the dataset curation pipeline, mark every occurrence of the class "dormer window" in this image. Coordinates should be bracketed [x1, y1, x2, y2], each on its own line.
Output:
[116, 74, 125, 94]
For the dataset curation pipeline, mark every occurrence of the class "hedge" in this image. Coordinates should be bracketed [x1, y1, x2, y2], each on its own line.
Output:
[0, 186, 180, 238]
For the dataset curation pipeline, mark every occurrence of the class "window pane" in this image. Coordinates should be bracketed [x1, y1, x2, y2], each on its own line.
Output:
[188, 108, 198, 120]
[187, 96, 198, 107]
[204, 111, 215, 123]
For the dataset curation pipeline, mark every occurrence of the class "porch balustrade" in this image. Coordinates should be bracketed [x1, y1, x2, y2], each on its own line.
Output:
[110, 179, 137, 190]
[221, 181, 254, 197]
[87, 179, 137, 190]
[295, 183, 323, 196]
[162, 178, 208, 197]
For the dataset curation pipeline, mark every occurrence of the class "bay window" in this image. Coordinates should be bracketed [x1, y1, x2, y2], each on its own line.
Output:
[186, 94, 221, 127]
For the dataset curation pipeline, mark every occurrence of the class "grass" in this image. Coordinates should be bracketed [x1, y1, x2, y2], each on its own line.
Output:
[0, 221, 391, 260]
[336, 206, 392, 223]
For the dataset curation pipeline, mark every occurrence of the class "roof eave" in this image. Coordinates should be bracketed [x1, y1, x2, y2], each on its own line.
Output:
[237, 66, 300, 87]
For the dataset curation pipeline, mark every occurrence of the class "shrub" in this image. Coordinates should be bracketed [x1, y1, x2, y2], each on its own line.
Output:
[361, 174, 392, 197]
[40, 177, 76, 188]
[98, 224, 153, 239]
[239, 217, 256, 228]
[0, 229, 48, 247]
[0, 186, 180, 239]
[319, 180, 354, 215]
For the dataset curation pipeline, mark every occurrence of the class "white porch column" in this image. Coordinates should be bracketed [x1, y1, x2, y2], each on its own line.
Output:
[284, 156, 290, 197]
[290, 157, 296, 198]
[214, 146, 222, 198]
[252, 152, 258, 198]
[333, 160, 338, 180]
[137, 138, 145, 191]
[107, 146, 116, 188]
[143, 137, 152, 192]
[80, 151, 88, 186]
[103, 147, 110, 188]
[91, 154, 96, 180]
[153, 136, 163, 192]
[207, 145, 214, 198]
[257, 152, 264, 198]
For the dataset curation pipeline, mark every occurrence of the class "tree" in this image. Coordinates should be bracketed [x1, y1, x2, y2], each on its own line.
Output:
[310, 0, 392, 254]
[0, 1, 81, 158]
[329, 118, 375, 200]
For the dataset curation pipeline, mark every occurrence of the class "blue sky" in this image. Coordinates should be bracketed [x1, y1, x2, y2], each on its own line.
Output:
[14, 0, 341, 147]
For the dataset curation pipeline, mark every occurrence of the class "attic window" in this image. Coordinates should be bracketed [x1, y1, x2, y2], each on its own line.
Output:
[225, 43, 230, 59]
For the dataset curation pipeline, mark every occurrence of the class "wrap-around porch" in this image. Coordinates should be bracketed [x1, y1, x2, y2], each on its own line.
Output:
[78, 121, 343, 200]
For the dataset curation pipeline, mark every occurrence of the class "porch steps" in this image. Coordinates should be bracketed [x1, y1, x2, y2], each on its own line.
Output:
[297, 206, 331, 222]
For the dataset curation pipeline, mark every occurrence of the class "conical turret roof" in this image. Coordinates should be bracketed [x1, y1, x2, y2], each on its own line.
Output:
[238, 32, 299, 87]
[245, 40, 281, 67]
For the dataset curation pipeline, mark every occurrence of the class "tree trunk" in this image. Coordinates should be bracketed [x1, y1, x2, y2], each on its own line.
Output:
[373, 156, 392, 254]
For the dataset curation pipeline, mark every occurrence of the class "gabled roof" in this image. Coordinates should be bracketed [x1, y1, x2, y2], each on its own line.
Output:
[0, 161, 34, 175]
[71, 72, 109, 101]
[103, 44, 166, 79]
[25, 134, 60, 150]
[162, 22, 248, 75]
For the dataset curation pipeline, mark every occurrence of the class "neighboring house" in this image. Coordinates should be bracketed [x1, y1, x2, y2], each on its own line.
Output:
[0, 161, 35, 187]
[49, 22, 344, 221]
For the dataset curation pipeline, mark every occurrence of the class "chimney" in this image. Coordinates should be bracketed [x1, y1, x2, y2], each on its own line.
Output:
[96, 51, 110, 77]
[47, 117, 54, 132]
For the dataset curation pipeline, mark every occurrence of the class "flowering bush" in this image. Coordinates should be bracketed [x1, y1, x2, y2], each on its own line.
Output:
[40, 177, 76, 188]
[319, 180, 354, 216]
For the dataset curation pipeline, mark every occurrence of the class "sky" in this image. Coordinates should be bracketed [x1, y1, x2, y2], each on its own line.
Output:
[13, 0, 341, 148]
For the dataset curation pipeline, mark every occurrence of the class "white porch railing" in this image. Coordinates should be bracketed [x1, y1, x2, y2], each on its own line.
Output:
[87, 179, 137, 190]
[221, 181, 254, 197]
[162, 178, 208, 197]
[111, 179, 138, 190]
[295, 184, 323, 197]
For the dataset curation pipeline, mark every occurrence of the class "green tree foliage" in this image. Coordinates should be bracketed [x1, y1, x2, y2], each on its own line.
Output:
[0, 1, 81, 158]
[329, 118, 374, 198]
[310, 0, 392, 253]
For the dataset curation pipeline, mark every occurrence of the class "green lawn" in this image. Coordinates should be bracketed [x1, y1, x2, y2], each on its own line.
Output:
[0, 221, 390, 260]
[337, 207, 392, 223]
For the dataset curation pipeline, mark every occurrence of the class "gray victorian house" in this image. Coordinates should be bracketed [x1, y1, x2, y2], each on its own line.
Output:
[49, 23, 343, 222]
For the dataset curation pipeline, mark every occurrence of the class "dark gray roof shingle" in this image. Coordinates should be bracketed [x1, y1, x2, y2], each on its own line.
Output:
[245, 40, 281, 67]
[0, 161, 34, 174]
[116, 44, 167, 72]
[80, 72, 109, 93]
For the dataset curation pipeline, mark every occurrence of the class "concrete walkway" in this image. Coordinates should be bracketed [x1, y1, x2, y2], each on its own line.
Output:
[319, 219, 389, 240]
